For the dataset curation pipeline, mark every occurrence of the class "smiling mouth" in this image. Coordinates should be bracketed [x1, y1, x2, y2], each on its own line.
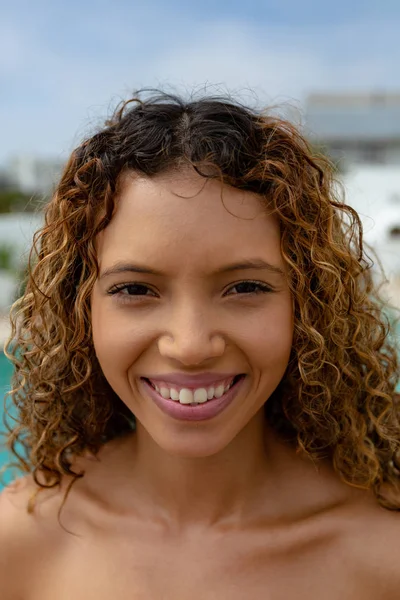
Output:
[142, 374, 245, 406]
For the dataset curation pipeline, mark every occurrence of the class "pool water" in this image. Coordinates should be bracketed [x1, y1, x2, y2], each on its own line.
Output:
[0, 351, 15, 487]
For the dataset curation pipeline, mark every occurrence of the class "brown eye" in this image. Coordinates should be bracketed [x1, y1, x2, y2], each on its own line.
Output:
[226, 281, 274, 296]
[108, 283, 156, 297]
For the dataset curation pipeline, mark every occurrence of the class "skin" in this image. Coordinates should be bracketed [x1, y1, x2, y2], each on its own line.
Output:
[1, 169, 400, 599]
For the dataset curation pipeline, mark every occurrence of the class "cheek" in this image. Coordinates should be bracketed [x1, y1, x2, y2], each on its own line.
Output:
[246, 302, 293, 369]
[91, 316, 151, 406]
[91, 298, 145, 375]
[90, 291, 293, 378]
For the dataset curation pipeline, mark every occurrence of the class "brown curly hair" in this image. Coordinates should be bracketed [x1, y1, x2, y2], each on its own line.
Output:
[3, 90, 400, 511]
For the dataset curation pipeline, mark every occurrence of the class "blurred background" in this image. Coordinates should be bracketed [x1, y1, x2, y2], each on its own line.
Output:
[1, 0, 400, 481]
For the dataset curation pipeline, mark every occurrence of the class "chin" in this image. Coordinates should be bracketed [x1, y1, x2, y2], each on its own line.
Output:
[149, 430, 233, 459]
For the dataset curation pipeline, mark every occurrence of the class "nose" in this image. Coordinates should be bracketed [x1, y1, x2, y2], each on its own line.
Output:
[157, 302, 226, 366]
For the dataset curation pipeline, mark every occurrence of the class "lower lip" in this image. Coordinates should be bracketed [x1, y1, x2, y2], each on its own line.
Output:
[141, 376, 245, 422]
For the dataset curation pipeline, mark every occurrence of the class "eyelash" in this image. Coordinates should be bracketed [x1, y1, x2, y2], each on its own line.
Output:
[107, 280, 274, 300]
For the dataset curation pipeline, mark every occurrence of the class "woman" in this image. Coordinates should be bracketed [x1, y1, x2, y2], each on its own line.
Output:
[1, 91, 400, 599]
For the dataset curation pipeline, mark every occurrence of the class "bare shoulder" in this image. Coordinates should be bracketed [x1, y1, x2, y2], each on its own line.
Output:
[0, 475, 38, 542]
[0, 477, 37, 597]
[0, 475, 63, 599]
[343, 498, 400, 596]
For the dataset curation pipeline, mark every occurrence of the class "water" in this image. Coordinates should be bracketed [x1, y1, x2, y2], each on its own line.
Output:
[0, 351, 15, 487]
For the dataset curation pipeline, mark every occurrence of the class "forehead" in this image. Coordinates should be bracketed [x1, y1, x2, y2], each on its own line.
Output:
[97, 170, 282, 270]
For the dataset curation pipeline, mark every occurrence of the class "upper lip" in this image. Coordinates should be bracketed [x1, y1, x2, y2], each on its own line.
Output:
[142, 372, 242, 388]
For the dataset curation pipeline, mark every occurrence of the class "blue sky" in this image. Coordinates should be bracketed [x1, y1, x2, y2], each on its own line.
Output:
[1, 0, 400, 164]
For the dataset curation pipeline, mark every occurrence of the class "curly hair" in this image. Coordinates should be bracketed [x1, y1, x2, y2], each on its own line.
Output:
[3, 90, 400, 511]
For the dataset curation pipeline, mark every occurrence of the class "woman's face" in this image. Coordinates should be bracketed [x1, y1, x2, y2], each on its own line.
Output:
[91, 170, 294, 457]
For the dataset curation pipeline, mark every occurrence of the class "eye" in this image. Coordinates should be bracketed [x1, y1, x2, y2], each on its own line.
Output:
[107, 283, 157, 298]
[225, 281, 274, 296]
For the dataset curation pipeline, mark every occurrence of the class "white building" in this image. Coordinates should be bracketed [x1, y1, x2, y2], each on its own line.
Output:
[305, 93, 400, 168]
[342, 166, 400, 294]
[0, 212, 43, 312]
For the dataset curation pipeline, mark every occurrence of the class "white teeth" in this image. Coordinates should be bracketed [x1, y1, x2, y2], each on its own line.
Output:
[170, 388, 180, 401]
[179, 389, 194, 405]
[193, 388, 208, 403]
[149, 377, 240, 404]
[214, 384, 225, 398]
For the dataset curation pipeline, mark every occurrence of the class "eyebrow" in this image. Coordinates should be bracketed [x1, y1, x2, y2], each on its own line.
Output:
[99, 258, 285, 279]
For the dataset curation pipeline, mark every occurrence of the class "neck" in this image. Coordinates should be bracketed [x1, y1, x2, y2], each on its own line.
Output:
[130, 412, 270, 529]
[82, 413, 357, 531]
